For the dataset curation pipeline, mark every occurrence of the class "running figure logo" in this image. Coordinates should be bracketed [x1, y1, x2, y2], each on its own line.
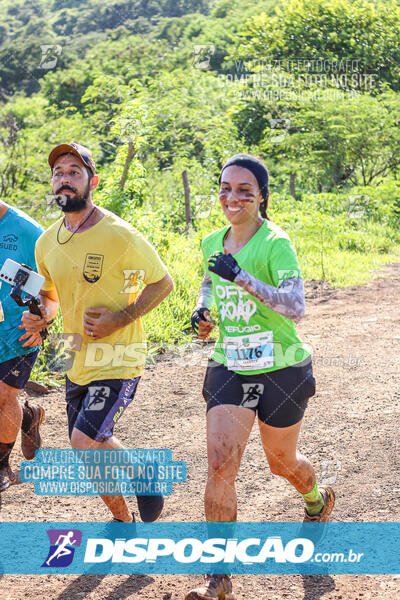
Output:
[39, 45, 63, 70]
[42, 529, 82, 567]
[121, 269, 145, 294]
[241, 383, 264, 408]
[192, 44, 215, 69]
[86, 386, 110, 411]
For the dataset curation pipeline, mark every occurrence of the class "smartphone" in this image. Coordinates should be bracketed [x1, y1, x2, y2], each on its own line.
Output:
[0, 259, 44, 297]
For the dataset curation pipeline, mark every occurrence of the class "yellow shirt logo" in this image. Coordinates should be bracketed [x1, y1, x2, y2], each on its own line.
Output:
[83, 253, 104, 283]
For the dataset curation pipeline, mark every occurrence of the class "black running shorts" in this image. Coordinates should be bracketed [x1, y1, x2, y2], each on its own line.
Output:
[0, 350, 40, 390]
[202, 358, 316, 427]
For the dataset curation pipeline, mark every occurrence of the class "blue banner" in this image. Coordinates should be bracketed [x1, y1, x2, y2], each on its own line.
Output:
[0, 522, 398, 574]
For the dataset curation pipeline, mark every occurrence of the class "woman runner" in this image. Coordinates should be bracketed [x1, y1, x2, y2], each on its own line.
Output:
[186, 154, 335, 600]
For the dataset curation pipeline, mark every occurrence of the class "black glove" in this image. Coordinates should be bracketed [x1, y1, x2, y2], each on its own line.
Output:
[191, 307, 209, 334]
[207, 252, 241, 282]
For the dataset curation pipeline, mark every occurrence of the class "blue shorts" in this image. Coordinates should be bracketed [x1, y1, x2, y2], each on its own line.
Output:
[0, 350, 40, 389]
[65, 376, 140, 442]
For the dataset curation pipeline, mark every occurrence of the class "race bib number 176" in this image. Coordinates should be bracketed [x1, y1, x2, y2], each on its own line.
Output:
[223, 331, 273, 371]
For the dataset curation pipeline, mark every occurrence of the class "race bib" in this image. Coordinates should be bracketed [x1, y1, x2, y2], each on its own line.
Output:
[223, 331, 273, 371]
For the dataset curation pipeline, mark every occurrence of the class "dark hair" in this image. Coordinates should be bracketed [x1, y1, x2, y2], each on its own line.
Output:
[219, 153, 270, 219]
[259, 189, 269, 219]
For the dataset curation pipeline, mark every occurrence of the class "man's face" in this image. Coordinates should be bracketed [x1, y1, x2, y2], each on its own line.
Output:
[51, 154, 92, 212]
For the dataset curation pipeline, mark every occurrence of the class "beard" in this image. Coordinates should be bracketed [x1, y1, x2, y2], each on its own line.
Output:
[55, 182, 91, 213]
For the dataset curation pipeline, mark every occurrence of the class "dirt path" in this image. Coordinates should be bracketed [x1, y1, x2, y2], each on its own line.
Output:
[1, 264, 400, 599]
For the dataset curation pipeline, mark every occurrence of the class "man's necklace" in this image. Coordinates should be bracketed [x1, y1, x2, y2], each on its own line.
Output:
[57, 207, 97, 245]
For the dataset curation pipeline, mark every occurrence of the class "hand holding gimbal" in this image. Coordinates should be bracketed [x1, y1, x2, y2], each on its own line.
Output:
[0, 259, 48, 340]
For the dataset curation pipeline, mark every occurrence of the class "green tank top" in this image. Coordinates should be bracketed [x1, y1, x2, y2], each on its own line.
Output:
[201, 219, 311, 374]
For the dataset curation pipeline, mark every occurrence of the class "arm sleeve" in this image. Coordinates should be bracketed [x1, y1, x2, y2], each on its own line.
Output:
[195, 273, 215, 310]
[233, 235, 305, 321]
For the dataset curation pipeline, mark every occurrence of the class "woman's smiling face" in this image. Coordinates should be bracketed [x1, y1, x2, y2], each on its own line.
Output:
[219, 165, 263, 225]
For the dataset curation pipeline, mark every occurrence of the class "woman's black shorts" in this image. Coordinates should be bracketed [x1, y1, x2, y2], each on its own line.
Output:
[202, 357, 316, 428]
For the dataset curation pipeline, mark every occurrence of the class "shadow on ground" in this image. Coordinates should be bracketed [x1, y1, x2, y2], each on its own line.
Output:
[55, 573, 154, 600]
[302, 574, 336, 600]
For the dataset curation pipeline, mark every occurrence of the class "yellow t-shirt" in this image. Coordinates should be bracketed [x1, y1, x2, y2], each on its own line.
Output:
[35, 209, 168, 385]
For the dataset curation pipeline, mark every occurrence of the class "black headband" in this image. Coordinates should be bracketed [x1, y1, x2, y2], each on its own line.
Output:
[218, 154, 269, 200]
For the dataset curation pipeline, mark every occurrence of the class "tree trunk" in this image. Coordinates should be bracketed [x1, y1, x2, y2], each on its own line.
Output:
[119, 140, 136, 191]
[182, 170, 192, 230]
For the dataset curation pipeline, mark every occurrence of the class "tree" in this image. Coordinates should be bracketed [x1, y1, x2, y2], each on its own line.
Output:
[235, 0, 400, 92]
[273, 91, 400, 190]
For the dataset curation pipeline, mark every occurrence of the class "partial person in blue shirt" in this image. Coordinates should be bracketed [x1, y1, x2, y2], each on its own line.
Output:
[0, 200, 46, 492]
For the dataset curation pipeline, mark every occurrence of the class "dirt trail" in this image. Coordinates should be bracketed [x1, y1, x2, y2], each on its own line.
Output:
[1, 263, 400, 599]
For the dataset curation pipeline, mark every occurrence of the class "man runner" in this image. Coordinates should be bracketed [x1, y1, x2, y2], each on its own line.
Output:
[0, 200, 45, 491]
[22, 142, 173, 522]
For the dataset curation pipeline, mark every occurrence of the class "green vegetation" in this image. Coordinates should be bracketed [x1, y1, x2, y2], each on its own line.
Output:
[1, 0, 399, 382]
